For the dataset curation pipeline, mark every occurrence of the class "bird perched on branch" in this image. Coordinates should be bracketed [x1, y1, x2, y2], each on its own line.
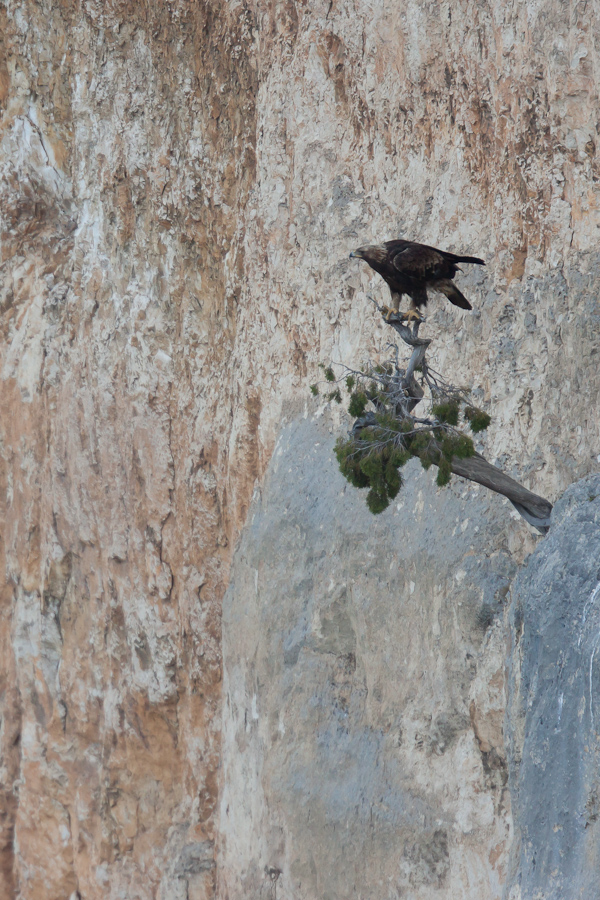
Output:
[349, 239, 485, 322]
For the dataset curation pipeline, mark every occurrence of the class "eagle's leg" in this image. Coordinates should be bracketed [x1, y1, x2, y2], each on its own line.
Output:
[381, 291, 403, 323]
[382, 293, 424, 323]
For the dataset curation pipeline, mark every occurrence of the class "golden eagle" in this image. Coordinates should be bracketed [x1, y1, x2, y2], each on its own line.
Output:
[349, 239, 484, 321]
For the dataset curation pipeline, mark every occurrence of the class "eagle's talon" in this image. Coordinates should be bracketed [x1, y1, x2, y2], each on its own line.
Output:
[380, 306, 424, 324]
[399, 309, 424, 323]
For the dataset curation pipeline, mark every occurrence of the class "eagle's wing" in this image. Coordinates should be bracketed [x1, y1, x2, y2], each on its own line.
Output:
[387, 241, 449, 281]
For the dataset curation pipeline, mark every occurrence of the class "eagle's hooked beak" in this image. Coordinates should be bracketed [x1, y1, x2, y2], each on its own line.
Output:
[349, 249, 360, 259]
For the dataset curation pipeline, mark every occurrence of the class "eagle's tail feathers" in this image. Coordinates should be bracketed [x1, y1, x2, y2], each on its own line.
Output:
[435, 280, 472, 310]
[453, 254, 485, 266]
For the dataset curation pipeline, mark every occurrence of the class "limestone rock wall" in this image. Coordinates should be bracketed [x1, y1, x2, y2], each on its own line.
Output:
[1, 0, 599, 898]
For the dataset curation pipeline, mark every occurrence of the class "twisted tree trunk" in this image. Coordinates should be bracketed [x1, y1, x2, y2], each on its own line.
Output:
[450, 453, 552, 532]
[386, 313, 553, 533]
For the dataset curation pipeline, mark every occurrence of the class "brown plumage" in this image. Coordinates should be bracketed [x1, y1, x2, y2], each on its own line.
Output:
[349, 239, 484, 320]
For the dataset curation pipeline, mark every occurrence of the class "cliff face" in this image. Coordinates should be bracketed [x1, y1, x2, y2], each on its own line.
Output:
[1, 3, 257, 898]
[1, 1, 600, 898]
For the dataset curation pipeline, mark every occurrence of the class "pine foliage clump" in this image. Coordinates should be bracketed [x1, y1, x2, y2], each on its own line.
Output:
[315, 348, 491, 515]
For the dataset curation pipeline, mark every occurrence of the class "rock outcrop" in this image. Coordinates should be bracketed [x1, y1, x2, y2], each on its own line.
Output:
[220, 411, 517, 899]
[1, 0, 600, 897]
[506, 474, 600, 900]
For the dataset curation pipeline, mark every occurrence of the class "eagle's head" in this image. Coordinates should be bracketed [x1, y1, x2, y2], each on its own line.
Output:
[349, 244, 387, 263]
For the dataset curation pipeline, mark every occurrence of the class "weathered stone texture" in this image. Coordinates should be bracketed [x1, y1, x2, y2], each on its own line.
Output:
[1, 0, 600, 897]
